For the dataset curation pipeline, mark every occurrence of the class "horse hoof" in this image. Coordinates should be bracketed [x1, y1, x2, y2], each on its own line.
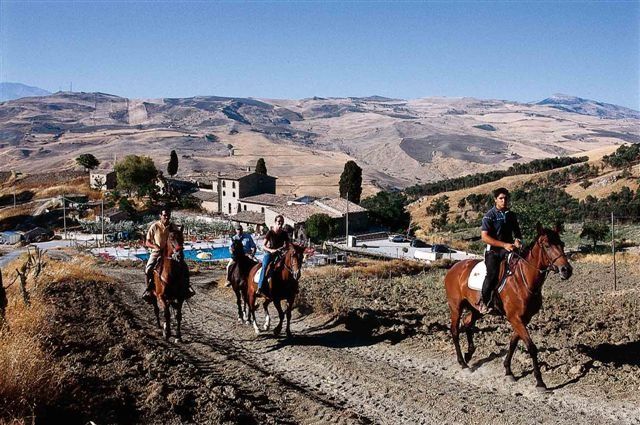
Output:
[505, 375, 516, 383]
[464, 352, 474, 363]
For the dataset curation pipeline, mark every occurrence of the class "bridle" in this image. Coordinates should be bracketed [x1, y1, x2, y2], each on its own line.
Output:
[512, 236, 567, 294]
[281, 247, 302, 280]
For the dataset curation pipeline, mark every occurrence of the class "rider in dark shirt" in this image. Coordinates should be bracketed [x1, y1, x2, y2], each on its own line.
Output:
[256, 215, 290, 296]
[478, 187, 523, 313]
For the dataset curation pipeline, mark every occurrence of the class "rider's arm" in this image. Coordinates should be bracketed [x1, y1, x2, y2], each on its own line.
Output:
[481, 230, 516, 251]
[145, 225, 161, 250]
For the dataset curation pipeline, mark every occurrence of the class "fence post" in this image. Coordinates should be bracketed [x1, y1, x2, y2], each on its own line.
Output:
[611, 212, 617, 291]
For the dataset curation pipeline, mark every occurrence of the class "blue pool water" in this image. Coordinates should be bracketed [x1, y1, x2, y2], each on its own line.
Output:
[135, 247, 231, 262]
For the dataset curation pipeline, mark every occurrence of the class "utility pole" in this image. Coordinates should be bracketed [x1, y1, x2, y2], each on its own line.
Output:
[611, 212, 617, 291]
[62, 194, 67, 240]
[101, 197, 105, 245]
[13, 191, 16, 208]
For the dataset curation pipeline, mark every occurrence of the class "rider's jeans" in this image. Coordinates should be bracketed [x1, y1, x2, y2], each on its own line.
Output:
[258, 252, 272, 289]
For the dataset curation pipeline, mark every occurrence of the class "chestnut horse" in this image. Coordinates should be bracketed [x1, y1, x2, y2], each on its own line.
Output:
[444, 224, 572, 390]
[246, 244, 305, 336]
[151, 225, 189, 342]
[228, 239, 257, 323]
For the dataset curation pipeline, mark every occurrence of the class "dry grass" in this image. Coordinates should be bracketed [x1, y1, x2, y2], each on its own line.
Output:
[306, 259, 427, 280]
[574, 252, 640, 266]
[0, 204, 32, 223]
[0, 253, 112, 419]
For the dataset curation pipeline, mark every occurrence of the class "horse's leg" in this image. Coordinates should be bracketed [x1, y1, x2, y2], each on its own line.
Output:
[273, 299, 285, 336]
[174, 300, 183, 343]
[511, 320, 546, 390]
[152, 298, 161, 329]
[463, 309, 480, 363]
[285, 296, 295, 338]
[162, 299, 171, 341]
[235, 288, 243, 323]
[503, 331, 520, 382]
[262, 300, 271, 331]
[449, 303, 467, 368]
[248, 293, 260, 335]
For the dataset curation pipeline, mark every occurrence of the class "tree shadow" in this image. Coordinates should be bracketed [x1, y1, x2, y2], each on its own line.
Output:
[578, 341, 640, 367]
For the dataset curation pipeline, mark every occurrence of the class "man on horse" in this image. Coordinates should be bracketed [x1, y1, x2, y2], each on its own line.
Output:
[478, 187, 523, 313]
[225, 223, 257, 287]
[256, 214, 290, 297]
[142, 208, 195, 303]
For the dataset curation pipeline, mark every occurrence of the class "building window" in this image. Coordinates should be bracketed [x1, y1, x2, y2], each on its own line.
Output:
[232, 182, 236, 189]
[222, 181, 226, 188]
[223, 191, 226, 196]
[232, 192, 235, 198]
[244, 205, 247, 211]
[237, 203, 241, 212]
[228, 203, 231, 213]
[261, 207, 265, 213]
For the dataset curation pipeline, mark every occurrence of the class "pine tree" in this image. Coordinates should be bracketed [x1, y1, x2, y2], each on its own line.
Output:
[76, 153, 100, 171]
[339, 161, 362, 204]
[256, 158, 267, 175]
[167, 150, 179, 177]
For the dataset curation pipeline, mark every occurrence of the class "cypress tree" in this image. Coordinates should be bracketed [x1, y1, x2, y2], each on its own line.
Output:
[167, 150, 179, 177]
[255, 158, 267, 175]
[339, 160, 363, 204]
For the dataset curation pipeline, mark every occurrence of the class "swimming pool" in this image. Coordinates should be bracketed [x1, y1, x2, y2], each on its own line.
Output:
[135, 246, 231, 262]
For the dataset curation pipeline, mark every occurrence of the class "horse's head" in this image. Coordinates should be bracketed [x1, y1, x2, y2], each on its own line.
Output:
[535, 222, 572, 280]
[230, 238, 245, 261]
[285, 243, 305, 281]
[167, 225, 185, 262]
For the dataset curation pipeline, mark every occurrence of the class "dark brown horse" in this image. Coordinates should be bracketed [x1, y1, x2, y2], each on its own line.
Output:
[228, 239, 257, 323]
[152, 225, 189, 342]
[246, 244, 305, 336]
[444, 223, 572, 390]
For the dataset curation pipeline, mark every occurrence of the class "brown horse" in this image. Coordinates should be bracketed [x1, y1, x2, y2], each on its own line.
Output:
[444, 223, 572, 390]
[228, 239, 257, 323]
[246, 244, 305, 336]
[151, 225, 189, 342]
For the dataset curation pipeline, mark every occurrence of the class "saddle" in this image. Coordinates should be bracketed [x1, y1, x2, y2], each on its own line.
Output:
[467, 253, 517, 292]
[252, 252, 285, 284]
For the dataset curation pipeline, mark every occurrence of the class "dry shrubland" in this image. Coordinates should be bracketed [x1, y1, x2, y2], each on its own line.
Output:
[0, 253, 112, 421]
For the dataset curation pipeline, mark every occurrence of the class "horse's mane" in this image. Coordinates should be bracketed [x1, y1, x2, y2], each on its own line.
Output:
[522, 228, 562, 257]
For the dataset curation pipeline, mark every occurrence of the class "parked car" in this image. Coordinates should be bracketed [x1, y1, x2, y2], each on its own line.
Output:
[432, 244, 455, 253]
[410, 239, 431, 248]
[389, 234, 408, 243]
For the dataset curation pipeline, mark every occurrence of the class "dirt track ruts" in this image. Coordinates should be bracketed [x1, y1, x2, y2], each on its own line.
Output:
[112, 268, 640, 425]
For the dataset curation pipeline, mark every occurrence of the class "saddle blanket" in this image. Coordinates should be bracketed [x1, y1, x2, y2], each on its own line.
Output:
[253, 266, 262, 284]
[468, 254, 514, 291]
[468, 261, 487, 291]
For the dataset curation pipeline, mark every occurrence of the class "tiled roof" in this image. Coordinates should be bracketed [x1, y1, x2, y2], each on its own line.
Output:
[275, 204, 343, 223]
[192, 190, 218, 201]
[218, 170, 255, 180]
[230, 211, 265, 224]
[239, 193, 293, 206]
[314, 198, 367, 214]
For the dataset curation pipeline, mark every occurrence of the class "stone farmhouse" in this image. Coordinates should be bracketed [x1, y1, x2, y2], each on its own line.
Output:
[89, 168, 116, 191]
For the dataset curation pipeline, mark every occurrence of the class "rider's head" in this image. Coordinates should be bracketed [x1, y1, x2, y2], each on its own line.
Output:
[274, 215, 284, 230]
[234, 223, 243, 234]
[493, 188, 510, 210]
[160, 208, 171, 225]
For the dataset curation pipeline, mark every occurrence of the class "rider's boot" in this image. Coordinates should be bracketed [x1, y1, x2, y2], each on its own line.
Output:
[142, 271, 155, 303]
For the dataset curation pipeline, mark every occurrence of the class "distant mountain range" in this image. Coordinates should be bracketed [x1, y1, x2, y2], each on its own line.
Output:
[537, 94, 640, 120]
[0, 82, 51, 102]
[0, 88, 638, 197]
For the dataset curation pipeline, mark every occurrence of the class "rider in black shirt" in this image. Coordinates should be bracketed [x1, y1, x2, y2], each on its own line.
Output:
[478, 187, 523, 313]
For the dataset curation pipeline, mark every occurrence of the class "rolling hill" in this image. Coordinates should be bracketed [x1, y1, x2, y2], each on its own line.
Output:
[0, 90, 638, 197]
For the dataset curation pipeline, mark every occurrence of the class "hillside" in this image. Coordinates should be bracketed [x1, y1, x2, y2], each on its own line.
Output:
[0, 91, 638, 197]
[0, 82, 51, 102]
[408, 144, 640, 237]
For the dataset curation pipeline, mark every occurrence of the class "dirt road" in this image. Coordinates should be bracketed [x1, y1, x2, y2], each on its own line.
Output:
[53, 265, 637, 425]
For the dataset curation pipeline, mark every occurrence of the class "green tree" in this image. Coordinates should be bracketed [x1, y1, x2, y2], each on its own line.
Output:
[167, 150, 179, 177]
[306, 213, 336, 243]
[339, 160, 363, 204]
[255, 158, 267, 175]
[115, 155, 158, 198]
[361, 191, 410, 232]
[76, 153, 100, 171]
[580, 221, 609, 249]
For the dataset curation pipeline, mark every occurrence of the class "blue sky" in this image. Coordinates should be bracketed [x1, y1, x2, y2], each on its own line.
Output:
[1, 1, 638, 108]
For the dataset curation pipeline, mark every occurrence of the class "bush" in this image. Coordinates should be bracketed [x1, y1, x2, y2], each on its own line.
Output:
[306, 213, 336, 243]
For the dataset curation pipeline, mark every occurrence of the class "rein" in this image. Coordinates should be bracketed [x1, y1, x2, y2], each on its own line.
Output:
[511, 239, 565, 294]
